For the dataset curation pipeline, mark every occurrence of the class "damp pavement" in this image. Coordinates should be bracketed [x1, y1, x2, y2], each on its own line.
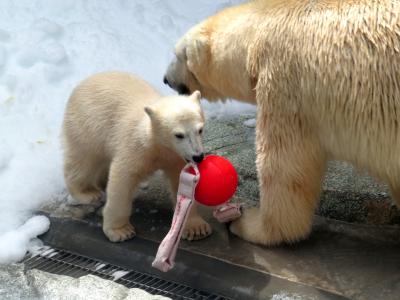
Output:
[203, 114, 399, 226]
[31, 114, 400, 299]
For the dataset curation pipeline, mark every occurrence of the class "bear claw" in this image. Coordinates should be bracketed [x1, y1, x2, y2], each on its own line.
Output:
[182, 217, 212, 241]
[104, 223, 136, 242]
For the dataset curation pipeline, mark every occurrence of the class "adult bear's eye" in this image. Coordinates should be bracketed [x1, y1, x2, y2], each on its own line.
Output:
[175, 133, 185, 139]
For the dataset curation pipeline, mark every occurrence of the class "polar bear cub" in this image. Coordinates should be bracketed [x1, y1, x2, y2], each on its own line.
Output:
[62, 71, 211, 242]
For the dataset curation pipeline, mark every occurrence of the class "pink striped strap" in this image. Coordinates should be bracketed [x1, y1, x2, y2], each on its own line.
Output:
[213, 203, 242, 223]
[152, 164, 199, 272]
[152, 163, 241, 272]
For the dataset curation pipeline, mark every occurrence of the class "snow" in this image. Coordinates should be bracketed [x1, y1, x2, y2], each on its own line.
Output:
[0, 215, 50, 264]
[243, 118, 257, 128]
[0, 0, 252, 264]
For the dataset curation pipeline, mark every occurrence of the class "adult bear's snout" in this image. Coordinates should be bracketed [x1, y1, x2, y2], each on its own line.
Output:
[177, 83, 190, 95]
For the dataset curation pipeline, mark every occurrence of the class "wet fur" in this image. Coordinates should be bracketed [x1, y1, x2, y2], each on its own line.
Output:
[63, 72, 212, 242]
[165, 0, 400, 245]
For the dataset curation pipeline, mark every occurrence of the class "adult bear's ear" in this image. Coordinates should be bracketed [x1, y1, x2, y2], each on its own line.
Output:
[186, 35, 209, 73]
[175, 37, 188, 61]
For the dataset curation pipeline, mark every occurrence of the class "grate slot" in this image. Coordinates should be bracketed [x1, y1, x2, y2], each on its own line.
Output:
[23, 247, 231, 300]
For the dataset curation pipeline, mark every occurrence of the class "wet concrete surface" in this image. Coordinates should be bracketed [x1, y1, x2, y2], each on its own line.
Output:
[38, 212, 346, 300]
[39, 114, 400, 299]
[40, 193, 400, 300]
[203, 115, 399, 225]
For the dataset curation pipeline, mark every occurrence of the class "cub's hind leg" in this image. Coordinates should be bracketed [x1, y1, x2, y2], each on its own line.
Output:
[64, 147, 104, 205]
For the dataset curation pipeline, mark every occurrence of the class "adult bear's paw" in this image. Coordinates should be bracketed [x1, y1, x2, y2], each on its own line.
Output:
[229, 207, 284, 246]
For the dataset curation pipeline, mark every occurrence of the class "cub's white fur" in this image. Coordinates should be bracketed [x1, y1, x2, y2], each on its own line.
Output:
[62, 71, 211, 242]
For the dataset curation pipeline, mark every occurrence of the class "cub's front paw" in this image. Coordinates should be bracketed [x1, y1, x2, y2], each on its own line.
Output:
[182, 216, 212, 241]
[103, 222, 136, 242]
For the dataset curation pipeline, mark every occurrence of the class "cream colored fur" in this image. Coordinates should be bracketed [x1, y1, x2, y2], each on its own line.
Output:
[62, 71, 211, 242]
[164, 0, 400, 245]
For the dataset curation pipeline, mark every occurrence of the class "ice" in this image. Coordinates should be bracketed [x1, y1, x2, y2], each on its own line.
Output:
[28, 245, 50, 258]
[94, 263, 107, 271]
[47, 251, 58, 258]
[0, 0, 250, 264]
[40, 248, 57, 257]
[271, 292, 309, 300]
[111, 270, 129, 281]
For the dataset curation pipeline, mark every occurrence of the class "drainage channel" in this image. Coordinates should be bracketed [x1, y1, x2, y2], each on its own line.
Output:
[23, 248, 230, 300]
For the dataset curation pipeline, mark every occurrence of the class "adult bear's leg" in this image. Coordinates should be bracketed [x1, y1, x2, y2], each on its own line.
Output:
[230, 97, 327, 246]
[389, 184, 400, 208]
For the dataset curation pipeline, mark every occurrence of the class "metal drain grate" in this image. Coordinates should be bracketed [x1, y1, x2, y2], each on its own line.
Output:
[23, 247, 230, 300]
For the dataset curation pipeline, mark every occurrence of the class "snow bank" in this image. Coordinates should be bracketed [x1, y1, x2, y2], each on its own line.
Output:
[0, 215, 50, 264]
[0, 0, 251, 263]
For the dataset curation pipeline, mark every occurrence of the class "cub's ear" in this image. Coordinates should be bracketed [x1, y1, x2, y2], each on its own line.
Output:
[144, 106, 157, 120]
[186, 35, 209, 73]
[191, 90, 201, 103]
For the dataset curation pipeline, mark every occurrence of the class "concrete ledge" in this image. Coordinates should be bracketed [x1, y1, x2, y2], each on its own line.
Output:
[40, 214, 348, 300]
[40, 192, 400, 300]
[39, 114, 400, 299]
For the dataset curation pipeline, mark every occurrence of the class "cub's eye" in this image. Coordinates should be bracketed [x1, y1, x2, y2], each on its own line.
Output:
[175, 133, 185, 139]
[198, 128, 203, 134]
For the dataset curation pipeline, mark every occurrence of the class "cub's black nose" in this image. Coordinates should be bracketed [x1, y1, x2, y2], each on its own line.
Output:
[163, 76, 169, 85]
[192, 153, 204, 163]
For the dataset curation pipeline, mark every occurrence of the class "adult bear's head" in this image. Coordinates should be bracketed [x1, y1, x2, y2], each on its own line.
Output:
[163, 4, 257, 103]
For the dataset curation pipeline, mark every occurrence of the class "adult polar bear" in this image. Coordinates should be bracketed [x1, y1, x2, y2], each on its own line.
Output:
[163, 0, 400, 246]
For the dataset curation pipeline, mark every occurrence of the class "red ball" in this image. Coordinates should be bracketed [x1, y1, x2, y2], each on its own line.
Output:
[190, 155, 238, 206]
